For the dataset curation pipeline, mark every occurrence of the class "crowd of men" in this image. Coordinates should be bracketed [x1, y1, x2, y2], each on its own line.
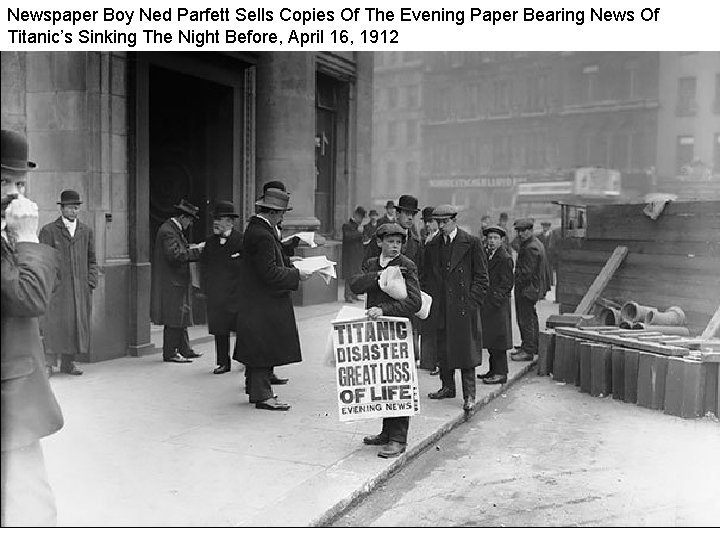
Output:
[1, 128, 552, 524]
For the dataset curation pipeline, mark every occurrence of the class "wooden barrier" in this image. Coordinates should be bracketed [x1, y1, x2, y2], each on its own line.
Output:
[538, 330, 555, 377]
[637, 353, 669, 410]
[703, 363, 719, 417]
[664, 358, 706, 418]
[579, 342, 593, 393]
[553, 335, 567, 382]
[611, 347, 626, 401]
[623, 350, 640, 404]
[590, 344, 613, 397]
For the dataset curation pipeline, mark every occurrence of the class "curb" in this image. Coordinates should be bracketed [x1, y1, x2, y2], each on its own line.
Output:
[310, 359, 538, 527]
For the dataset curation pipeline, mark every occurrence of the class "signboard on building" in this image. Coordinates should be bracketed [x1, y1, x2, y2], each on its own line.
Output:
[333, 316, 419, 422]
[428, 177, 526, 189]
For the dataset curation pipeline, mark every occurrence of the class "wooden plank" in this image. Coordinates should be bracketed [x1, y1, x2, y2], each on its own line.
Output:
[573, 246, 628, 316]
[700, 306, 720, 340]
[554, 328, 691, 356]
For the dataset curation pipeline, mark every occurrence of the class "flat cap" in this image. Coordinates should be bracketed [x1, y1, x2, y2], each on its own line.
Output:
[432, 204, 458, 219]
[376, 222, 407, 241]
[513, 218, 535, 230]
[483, 225, 507, 237]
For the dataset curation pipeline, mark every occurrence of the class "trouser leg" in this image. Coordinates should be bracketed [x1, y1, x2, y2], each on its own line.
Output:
[489, 348, 509, 375]
[247, 367, 274, 403]
[381, 417, 409, 444]
[178, 328, 192, 356]
[419, 330, 437, 370]
[163, 326, 181, 358]
[214, 334, 230, 368]
[460, 368, 476, 401]
[60, 354, 75, 371]
[0, 441, 57, 527]
[515, 297, 539, 355]
[436, 329, 455, 391]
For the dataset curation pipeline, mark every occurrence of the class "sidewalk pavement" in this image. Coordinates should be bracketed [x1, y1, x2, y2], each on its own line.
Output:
[44, 289, 558, 527]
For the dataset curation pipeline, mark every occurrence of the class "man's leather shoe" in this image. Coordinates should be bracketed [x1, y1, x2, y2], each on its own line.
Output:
[429, 367, 440, 375]
[164, 353, 191, 363]
[255, 398, 291, 411]
[463, 398, 476, 412]
[182, 351, 203, 359]
[511, 351, 534, 362]
[477, 371, 493, 380]
[428, 387, 456, 399]
[377, 441, 407, 458]
[213, 365, 230, 374]
[270, 376, 289, 385]
[483, 374, 507, 385]
[363, 433, 389, 446]
[60, 364, 83, 375]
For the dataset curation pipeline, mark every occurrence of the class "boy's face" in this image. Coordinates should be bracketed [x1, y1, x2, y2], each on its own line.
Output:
[486, 232, 502, 250]
[377, 234, 403, 258]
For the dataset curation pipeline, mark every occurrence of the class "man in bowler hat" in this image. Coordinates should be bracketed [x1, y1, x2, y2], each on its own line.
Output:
[422, 205, 489, 411]
[200, 201, 244, 374]
[150, 199, 205, 362]
[2, 129, 64, 525]
[376, 200, 397, 226]
[39, 189, 98, 376]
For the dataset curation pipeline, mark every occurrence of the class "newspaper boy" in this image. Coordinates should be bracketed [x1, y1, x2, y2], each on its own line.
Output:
[349, 223, 422, 458]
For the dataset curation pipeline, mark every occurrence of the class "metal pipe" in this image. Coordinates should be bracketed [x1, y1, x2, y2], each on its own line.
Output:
[620, 301, 655, 324]
[644, 306, 686, 326]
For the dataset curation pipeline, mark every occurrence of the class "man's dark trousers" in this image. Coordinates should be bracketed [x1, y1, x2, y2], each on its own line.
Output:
[437, 329, 476, 401]
[381, 417, 409, 444]
[488, 348, 509, 375]
[163, 326, 191, 358]
[515, 296, 539, 355]
[246, 367, 274, 403]
[215, 334, 230, 369]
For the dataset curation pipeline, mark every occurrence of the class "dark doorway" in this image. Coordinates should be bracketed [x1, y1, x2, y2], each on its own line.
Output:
[148, 66, 234, 249]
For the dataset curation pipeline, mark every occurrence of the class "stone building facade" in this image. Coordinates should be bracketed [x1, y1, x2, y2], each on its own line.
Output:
[1, 51, 373, 361]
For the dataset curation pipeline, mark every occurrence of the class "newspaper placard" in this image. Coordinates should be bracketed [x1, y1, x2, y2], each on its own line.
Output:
[333, 316, 419, 422]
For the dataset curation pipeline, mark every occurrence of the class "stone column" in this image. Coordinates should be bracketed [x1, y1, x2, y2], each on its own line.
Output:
[255, 52, 319, 232]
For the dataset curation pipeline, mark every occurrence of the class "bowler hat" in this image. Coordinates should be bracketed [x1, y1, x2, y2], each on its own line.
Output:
[376, 222, 407, 242]
[58, 190, 82, 205]
[421, 206, 435, 222]
[212, 200, 239, 218]
[263, 180, 290, 194]
[541, 221, 552, 226]
[174, 199, 200, 219]
[368, 209, 378, 217]
[432, 204, 458, 219]
[483, 225, 507, 238]
[256, 188, 293, 211]
[385, 200, 395, 209]
[394, 194, 420, 214]
[354, 206, 367, 218]
[1, 130, 37, 171]
[513, 218, 535, 231]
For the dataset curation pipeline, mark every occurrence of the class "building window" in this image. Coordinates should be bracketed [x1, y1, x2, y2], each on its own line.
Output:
[492, 80, 511, 115]
[406, 120, 418, 145]
[713, 133, 720, 173]
[406, 85, 419, 108]
[630, 132, 645, 169]
[612, 133, 630, 169]
[676, 77, 697, 116]
[582, 65, 599, 103]
[492, 136, 511, 170]
[526, 74, 547, 112]
[387, 87, 398, 109]
[626, 64, 640, 99]
[676, 136, 694, 174]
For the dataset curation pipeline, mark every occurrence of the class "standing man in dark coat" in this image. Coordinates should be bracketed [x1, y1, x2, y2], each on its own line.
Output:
[537, 221, 556, 288]
[478, 226, 514, 385]
[364, 195, 423, 269]
[39, 190, 98, 376]
[151, 199, 204, 363]
[419, 206, 439, 374]
[376, 200, 396, 227]
[234, 188, 312, 411]
[350, 223, 422, 458]
[341, 206, 366, 303]
[511, 218, 548, 362]
[362, 209, 379, 248]
[2, 129, 63, 526]
[423, 205, 489, 411]
[200, 201, 244, 375]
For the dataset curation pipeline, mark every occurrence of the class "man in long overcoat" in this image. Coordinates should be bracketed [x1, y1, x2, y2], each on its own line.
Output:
[511, 218, 549, 362]
[151, 199, 204, 362]
[39, 190, 98, 376]
[234, 188, 312, 410]
[423, 205, 489, 411]
[200, 201, 243, 374]
[478, 226, 514, 385]
[537, 221, 557, 288]
[341, 206, 366, 303]
[2, 129, 63, 525]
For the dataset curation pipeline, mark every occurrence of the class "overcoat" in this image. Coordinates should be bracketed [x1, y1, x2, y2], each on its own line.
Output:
[1, 240, 63, 452]
[421, 228, 489, 369]
[515, 235, 550, 303]
[39, 218, 98, 354]
[341, 218, 364, 279]
[480, 246, 514, 350]
[234, 216, 302, 368]
[537, 231, 556, 286]
[150, 218, 201, 327]
[199, 229, 244, 335]
[349, 254, 422, 318]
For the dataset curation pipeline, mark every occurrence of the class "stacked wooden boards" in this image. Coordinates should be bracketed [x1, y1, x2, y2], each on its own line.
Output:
[556, 201, 720, 334]
[537, 327, 720, 419]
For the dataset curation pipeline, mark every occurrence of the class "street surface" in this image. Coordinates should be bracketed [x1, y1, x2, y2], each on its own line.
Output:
[332, 373, 720, 527]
